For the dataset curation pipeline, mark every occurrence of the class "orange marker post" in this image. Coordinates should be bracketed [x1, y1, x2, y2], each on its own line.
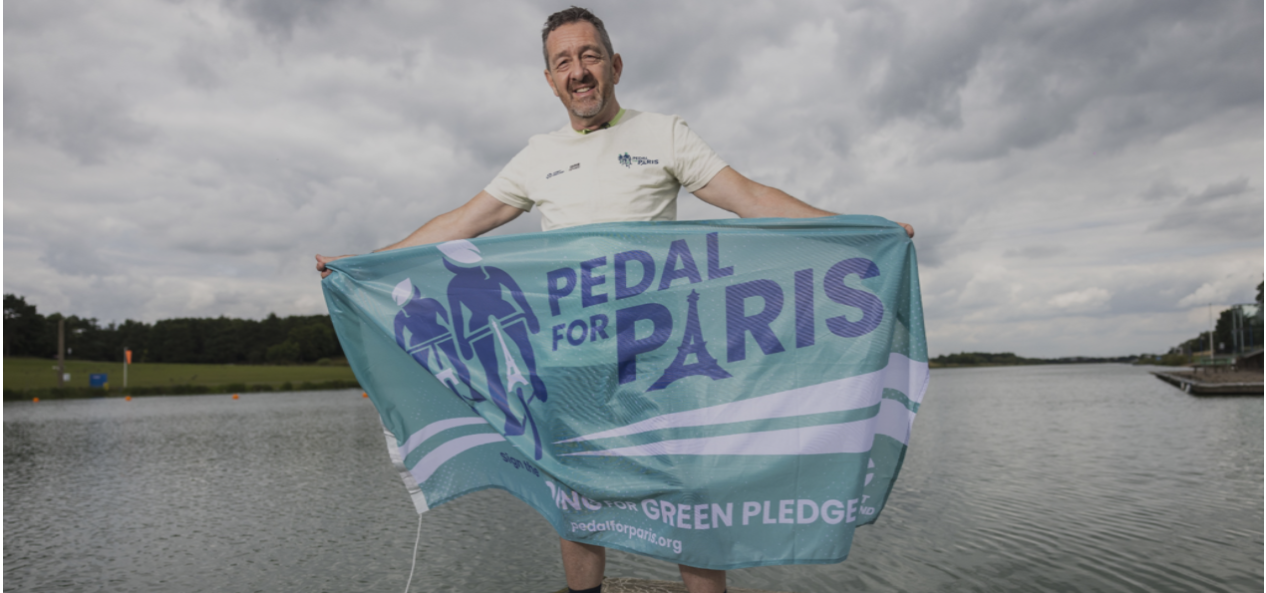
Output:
[362, 392, 369, 398]
[232, 393, 239, 400]
[123, 348, 132, 388]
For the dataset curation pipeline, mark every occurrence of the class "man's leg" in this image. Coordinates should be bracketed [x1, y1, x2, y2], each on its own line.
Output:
[679, 564, 726, 593]
[560, 538, 605, 592]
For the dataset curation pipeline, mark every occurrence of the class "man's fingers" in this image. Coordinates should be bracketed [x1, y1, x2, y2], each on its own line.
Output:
[316, 254, 353, 278]
[897, 222, 915, 238]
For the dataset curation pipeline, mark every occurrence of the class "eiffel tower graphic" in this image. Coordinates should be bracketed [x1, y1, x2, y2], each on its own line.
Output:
[649, 290, 732, 391]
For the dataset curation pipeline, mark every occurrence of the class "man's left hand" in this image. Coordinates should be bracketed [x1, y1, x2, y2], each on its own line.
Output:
[316, 254, 353, 279]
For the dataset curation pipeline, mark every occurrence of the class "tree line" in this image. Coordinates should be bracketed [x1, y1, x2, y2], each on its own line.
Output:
[3, 294, 342, 365]
[1167, 281, 1264, 358]
[931, 352, 1139, 366]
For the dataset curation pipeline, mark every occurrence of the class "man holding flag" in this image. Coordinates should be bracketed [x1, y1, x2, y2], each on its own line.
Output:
[318, 7, 915, 593]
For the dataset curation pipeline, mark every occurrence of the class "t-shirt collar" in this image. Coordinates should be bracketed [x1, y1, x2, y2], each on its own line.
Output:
[575, 108, 626, 134]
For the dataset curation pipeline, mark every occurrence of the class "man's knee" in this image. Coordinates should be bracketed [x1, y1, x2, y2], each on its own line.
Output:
[560, 538, 606, 558]
[678, 563, 726, 593]
[560, 538, 606, 590]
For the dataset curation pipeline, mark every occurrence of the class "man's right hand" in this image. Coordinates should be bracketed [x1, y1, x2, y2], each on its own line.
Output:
[316, 254, 353, 279]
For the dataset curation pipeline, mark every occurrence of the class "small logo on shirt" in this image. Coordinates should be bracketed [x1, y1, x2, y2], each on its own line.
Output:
[547, 164, 581, 180]
[618, 153, 658, 168]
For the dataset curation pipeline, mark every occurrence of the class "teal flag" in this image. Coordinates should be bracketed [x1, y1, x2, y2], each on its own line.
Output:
[322, 215, 928, 570]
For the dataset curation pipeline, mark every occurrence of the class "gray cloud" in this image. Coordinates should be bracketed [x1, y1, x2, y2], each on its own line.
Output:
[1140, 179, 1184, 201]
[863, 1, 1018, 128]
[3, 0, 1261, 359]
[1003, 245, 1065, 260]
[218, 0, 367, 41]
[4, 78, 154, 164]
[39, 236, 116, 277]
[1189, 177, 1251, 204]
[175, 45, 223, 90]
[1150, 177, 1261, 234]
[911, 0, 1261, 161]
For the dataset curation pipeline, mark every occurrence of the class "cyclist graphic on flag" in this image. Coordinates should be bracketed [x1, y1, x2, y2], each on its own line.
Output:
[391, 240, 550, 458]
[392, 279, 479, 402]
[439, 239, 549, 459]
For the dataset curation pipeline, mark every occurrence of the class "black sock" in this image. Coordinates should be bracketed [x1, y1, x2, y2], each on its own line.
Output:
[568, 586, 601, 593]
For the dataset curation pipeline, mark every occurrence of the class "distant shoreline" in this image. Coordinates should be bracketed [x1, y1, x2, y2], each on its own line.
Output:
[930, 360, 1143, 369]
[929, 351, 1150, 368]
[3, 379, 363, 401]
[3, 357, 360, 400]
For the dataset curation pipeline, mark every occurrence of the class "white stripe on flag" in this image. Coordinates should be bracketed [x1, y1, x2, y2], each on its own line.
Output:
[873, 398, 916, 444]
[882, 353, 930, 404]
[557, 353, 928, 445]
[562, 418, 876, 457]
[399, 417, 491, 459]
[561, 395, 917, 458]
[409, 433, 505, 485]
[384, 424, 429, 514]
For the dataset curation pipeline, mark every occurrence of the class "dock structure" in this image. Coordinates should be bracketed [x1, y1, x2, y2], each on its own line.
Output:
[1151, 371, 1263, 396]
[1238, 347, 1263, 371]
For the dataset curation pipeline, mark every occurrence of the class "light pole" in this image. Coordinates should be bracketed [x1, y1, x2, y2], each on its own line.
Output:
[1209, 303, 1215, 357]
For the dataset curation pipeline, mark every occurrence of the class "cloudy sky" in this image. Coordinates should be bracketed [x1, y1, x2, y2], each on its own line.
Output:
[5, 0, 1262, 358]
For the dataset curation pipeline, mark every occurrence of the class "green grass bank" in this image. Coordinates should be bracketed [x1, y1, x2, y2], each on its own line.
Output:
[3, 358, 361, 400]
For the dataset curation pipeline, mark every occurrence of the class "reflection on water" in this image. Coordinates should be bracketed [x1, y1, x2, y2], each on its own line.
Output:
[4, 366, 1262, 592]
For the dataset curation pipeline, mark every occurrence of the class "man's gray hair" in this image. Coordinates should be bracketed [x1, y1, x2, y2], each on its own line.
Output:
[541, 6, 614, 69]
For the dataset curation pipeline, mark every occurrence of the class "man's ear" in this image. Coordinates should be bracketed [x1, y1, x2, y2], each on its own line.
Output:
[545, 69, 560, 97]
[612, 53, 623, 85]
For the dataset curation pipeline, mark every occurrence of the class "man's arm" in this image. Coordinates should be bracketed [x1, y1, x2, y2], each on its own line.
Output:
[692, 167, 914, 237]
[316, 191, 525, 278]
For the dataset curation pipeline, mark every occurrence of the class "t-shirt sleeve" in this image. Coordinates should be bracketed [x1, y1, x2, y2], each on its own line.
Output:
[483, 146, 535, 212]
[670, 117, 729, 193]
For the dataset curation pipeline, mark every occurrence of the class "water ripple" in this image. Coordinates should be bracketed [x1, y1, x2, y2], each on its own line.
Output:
[4, 367, 1262, 592]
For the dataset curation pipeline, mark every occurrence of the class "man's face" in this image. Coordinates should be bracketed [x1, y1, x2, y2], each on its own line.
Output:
[544, 21, 622, 124]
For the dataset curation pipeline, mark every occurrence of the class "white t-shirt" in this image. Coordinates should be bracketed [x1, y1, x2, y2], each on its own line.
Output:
[484, 109, 728, 231]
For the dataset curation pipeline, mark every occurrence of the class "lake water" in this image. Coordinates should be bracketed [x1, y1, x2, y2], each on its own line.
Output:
[4, 365, 1261, 592]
